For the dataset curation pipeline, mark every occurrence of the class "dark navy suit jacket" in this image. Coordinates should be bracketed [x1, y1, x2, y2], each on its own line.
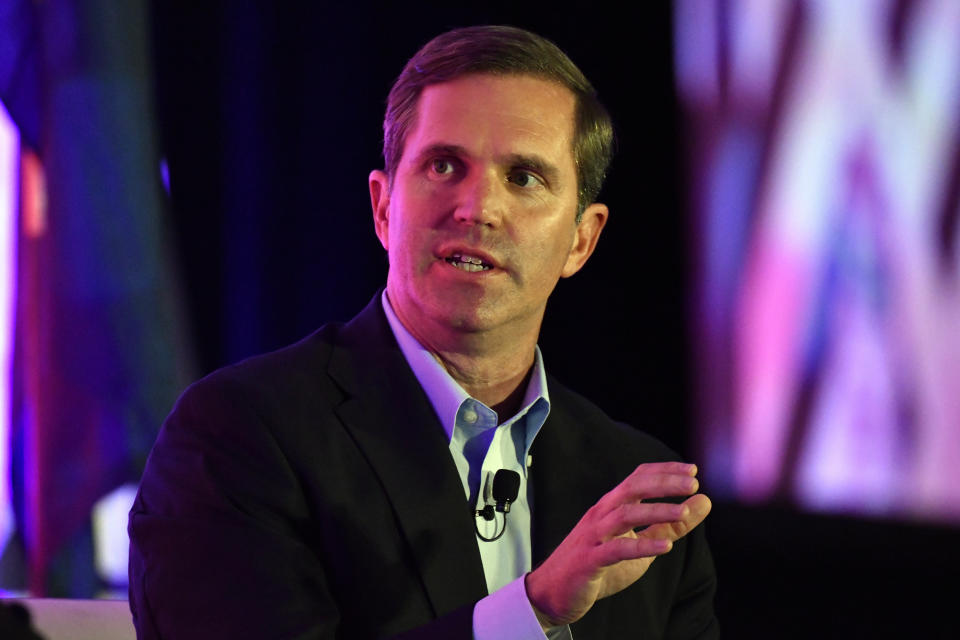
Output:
[128, 295, 719, 639]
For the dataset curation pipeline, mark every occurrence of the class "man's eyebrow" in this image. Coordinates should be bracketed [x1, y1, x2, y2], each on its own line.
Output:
[411, 143, 468, 164]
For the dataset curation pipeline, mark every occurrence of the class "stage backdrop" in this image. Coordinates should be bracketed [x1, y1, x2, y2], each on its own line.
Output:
[0, 0, 194, 596]
[678, 0, 960, 524]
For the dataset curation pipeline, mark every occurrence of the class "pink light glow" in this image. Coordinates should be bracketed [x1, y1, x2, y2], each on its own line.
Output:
[0, 102, 18, 555]
[679, 0, 960, 523]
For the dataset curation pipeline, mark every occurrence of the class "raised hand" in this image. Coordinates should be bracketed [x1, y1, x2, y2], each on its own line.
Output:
[524, 462, 712, 629]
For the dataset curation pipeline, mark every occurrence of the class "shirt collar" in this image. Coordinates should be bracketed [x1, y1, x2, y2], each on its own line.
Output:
[381, 290, 550, 443]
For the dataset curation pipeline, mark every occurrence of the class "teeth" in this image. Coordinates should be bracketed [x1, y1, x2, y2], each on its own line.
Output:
[446, 253, 491, 271]
[453, 262, 486, 272]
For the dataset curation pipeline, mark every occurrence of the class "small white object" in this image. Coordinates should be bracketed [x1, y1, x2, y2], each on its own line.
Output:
[92, 484, 139, 587]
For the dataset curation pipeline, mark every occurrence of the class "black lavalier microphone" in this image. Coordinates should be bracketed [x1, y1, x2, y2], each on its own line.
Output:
[475, 469, 521, 542]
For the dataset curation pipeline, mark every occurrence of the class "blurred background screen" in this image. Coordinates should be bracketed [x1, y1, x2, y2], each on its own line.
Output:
[677, 0, 960, 524]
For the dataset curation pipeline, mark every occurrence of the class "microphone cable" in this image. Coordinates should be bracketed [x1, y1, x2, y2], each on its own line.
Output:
[474, 469, 521, 542]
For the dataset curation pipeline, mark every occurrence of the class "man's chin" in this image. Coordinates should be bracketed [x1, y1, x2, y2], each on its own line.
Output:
[405, 287, 537, 338]
[440, 303, 542, 339]
[440, 309, 496, 333]
[427, 300, 509, 335]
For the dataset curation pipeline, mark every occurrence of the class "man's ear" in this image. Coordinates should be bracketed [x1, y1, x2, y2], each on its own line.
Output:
[561, 202, 608, 278]
[369, 169, 390, 250]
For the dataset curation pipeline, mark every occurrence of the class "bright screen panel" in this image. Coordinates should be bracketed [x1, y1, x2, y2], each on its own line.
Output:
[0, 101, 18, 557]
[676, 0, 960, 522]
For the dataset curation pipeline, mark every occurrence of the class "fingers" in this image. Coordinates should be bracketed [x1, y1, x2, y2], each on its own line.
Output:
[594, 494, 713, 565]
[586, 462, 711, 546]
[593, 534, 674, 566]
[614, 463, 699, 500]
[599, 501, 690, 537]
[593, 462, 699, 518]
[524, 465, 712, 629]
[684, 493, 713, 524]
[636, 494, 713, 542]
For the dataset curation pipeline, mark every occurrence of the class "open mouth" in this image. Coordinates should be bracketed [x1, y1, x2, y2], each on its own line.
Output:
[445, 253, 493, 272]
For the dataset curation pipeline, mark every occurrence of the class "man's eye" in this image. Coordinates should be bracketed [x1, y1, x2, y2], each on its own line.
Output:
[507, 170, 542, 188]
[431, 158, 456, 175]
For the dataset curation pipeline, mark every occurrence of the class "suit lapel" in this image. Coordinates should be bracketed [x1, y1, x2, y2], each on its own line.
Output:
[531, 403, 588, 566]
[530, 386, 626, 639]
[532, 382, 663, 638]
[327, 296, 488, 616]
[530, 381, 619, 566]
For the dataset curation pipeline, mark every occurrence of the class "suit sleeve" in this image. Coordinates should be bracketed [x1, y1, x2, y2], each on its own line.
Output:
[128, 375, 475, 640]
[664, 522, 720, 639]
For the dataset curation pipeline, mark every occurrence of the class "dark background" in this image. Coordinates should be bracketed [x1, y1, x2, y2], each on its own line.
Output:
[150, 4, 956, 637]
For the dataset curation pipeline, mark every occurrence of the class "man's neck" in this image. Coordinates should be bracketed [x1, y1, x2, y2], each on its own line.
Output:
[428, 346, 534, 421]
[387, 297, 540, 419]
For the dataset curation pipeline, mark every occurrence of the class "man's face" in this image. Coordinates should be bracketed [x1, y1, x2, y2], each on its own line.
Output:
[370, 73, 607, 345]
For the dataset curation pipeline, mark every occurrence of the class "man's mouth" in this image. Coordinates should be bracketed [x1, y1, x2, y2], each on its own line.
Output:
[445, 253, 493, 272]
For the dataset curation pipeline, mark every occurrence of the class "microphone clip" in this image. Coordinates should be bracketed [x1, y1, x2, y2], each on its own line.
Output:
[474, 469, 521, 542]
[476, 505, 496, 521]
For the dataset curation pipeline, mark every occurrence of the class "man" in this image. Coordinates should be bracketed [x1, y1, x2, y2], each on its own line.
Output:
[129, 25, 718, 639]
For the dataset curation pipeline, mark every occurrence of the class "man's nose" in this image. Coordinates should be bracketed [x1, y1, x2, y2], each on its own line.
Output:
[454, 169, 504, 227]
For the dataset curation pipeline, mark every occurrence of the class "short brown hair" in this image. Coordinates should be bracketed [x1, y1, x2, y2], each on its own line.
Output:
[382, 25, 614, 219]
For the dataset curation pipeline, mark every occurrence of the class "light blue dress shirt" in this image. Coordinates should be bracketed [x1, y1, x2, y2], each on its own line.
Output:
[382, 292, 569, 640]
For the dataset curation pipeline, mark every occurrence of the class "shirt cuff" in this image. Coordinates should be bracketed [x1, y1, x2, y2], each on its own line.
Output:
[473, 575, 572, 640]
